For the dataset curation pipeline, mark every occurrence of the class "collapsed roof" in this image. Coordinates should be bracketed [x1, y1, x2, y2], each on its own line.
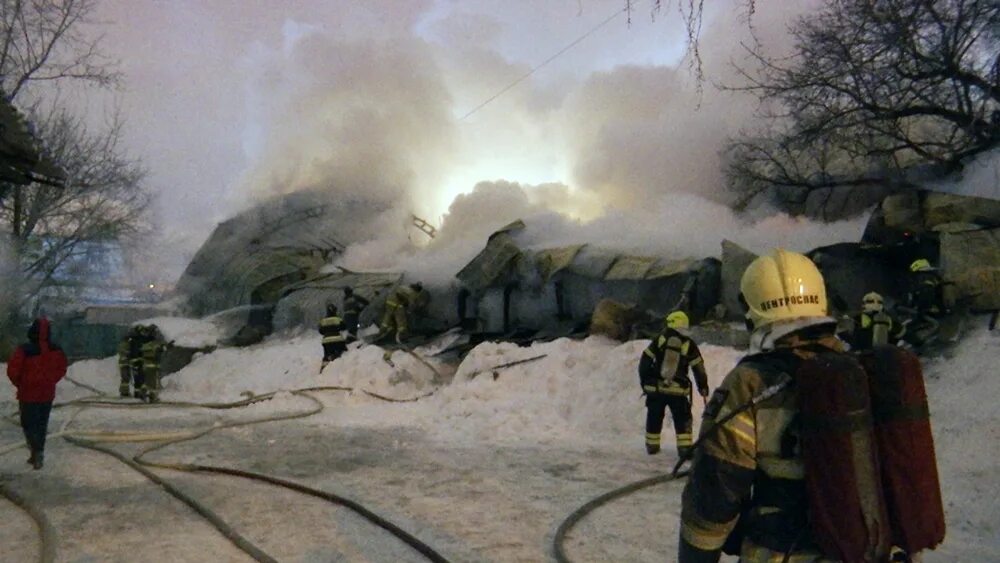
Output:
[456, 220, 705, 294]
[175, 190, 389, 316]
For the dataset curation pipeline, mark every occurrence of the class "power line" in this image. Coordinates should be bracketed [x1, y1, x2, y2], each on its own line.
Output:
[458, 6, 627, 121]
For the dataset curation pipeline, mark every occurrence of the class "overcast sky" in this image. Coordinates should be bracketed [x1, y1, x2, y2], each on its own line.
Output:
[83, 0, 820, 280]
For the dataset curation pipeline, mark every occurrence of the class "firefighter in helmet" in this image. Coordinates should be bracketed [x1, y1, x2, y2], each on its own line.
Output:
[378, 282, 429, 343]
[848, 291, 905, 350]
[679, 249, 858, 561]
[637, 310, 709, 457]
[903, 258, 946, 348]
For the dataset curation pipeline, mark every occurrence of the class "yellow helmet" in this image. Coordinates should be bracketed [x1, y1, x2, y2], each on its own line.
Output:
[909, 258, 933, 272]
[740, 249, 827, 330]
[664, 310, 689, 329]
[862, 291, 884, 313]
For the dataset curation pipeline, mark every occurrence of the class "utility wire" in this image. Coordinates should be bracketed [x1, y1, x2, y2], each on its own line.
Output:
[458, 7, 627, 121]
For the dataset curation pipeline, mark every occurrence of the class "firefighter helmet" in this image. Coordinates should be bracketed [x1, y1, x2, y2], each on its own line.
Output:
[740, 249, 828, 330]
[910, 258, 934, 272]
[664, 310, 689, 329]
[862, 292, 884, 313]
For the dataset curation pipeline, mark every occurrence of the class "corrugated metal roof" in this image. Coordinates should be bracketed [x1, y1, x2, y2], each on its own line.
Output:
[604, 255, 657, 280]
[565, 247, 618, 278]
[176, 192, 387, 315]
[534, 245, 585, 282]
[646, 258, 698, 279]
[456, 232, 522, 292]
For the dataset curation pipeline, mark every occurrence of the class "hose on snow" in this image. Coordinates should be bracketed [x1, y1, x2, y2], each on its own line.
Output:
[552, 469, 690, 563]
[0, 481, 58, 563]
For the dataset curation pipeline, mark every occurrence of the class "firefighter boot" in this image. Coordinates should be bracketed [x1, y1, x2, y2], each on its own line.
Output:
[119, 384, 132, 398]
[646, 443, 660, 455]
[32, 451, 44, 470]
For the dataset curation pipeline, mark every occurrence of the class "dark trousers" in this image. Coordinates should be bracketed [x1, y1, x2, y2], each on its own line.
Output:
[130, 362, 145, 392]
[19, 402, 53, 454]
[322, 342, 347, 361]
[645, 393, 693, 450]
[343, 313, 360, 336]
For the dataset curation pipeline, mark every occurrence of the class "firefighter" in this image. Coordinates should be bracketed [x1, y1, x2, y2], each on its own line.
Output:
[319, 303, 347, 363]
[849, 291, 905, 350]
[637, 310, 709, 457]
[678, 249, 849, 561]
[117, 332, 133, 397]
[903, 258, 946, 348]
[341, 286, 370, 338]
[140, 326, 167, 403]
[378, 282, 429, 343]
[128, 325, 149, 401]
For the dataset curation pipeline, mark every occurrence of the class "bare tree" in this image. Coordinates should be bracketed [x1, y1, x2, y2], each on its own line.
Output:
[628, 1, 757, 87]
[726, 0, 1000, 217]
[0, 108, 149, 307]
[0, 0, 147, 329]
[0, 0, 120, 101]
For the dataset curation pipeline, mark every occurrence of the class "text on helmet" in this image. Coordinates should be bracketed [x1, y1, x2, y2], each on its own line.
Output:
[759, 294, 821, 312]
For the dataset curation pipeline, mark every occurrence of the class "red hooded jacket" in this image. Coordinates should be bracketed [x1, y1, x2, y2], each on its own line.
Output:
[7, 318, 68, 403]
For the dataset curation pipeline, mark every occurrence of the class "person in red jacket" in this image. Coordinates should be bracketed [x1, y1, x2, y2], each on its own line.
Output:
[7, 317, 68, 470]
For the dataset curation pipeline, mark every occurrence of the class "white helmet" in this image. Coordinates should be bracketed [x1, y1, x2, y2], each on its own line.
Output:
[740, 249, 828, 330]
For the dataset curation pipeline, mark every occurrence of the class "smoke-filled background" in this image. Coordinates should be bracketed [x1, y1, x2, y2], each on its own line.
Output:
[93, 0, 873, 286]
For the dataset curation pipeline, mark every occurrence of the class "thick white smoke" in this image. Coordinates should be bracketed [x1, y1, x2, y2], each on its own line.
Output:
[95, 0, 858, 286]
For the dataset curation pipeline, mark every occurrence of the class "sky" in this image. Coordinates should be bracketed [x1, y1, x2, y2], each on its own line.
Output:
[80, 0, 831, 283]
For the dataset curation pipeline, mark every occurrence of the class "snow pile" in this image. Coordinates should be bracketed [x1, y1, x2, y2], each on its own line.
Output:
[420, 336, 741, 447]
[165, 336, 323, 400]
[320, 344, 444, 396]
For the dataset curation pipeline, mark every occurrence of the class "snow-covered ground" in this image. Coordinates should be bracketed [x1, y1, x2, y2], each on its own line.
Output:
[0, 323, 996, 561]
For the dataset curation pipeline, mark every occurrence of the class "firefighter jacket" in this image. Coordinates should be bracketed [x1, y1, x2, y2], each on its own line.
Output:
[7, 318, 68, 403]
[342, 294, 370, 328]
[638, 328, 709, 397]
[387, 286, 429, 312]
[141, 340, 166, 375]
[319, 315, 346, 344]
[849, 311, 905, 350]
[678, 320, 843, 563]
[906, 271, 945, 315]
[117, 338, 131, 369]
[128, 332, 147, 366]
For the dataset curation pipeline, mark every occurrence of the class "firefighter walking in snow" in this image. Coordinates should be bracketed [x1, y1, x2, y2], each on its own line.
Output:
[6, 318, 68, 470]
[140, 327, 167, 403]
[678, 249, 944, 562]
[638, 311, 709, 457]
[319, 303, 347, 364]
[848, 291, 905, 350]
